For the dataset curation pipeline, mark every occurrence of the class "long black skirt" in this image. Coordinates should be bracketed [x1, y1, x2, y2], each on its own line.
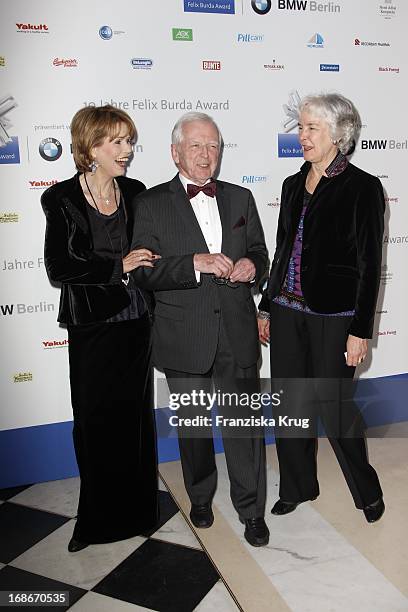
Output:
[67, 313, 159, 544]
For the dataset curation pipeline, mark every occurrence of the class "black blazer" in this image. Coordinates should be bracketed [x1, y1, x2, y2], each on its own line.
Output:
[259, 161, 385, 339]
[41, 173, 146, 324]
[131, 175, 268, 373]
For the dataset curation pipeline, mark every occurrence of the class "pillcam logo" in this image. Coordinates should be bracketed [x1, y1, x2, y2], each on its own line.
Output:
[131, 58, 153, 69]
[99, 25, 113, 40]
[203, 60, 221, 70]
[184, 1, 235, 14]
[172, 28, 193, 41]
[16, 23, 49, 34]
[307, 33, 324, 48]
[242, 175, 267, 184]
[320, 63, 339, 71]
[39, 138, 62, 161]
[237, 33, 264, 43]
[251, 0, 272, 14]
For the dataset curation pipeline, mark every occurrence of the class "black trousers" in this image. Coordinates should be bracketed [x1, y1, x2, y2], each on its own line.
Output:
[165, 320, 266, 519]
[269, 302, 382, 509]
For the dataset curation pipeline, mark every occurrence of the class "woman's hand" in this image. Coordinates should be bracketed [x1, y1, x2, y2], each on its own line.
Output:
[258, 317, 270, 345]
[346, 334, 368, 367]
[123, 249, 161, 273]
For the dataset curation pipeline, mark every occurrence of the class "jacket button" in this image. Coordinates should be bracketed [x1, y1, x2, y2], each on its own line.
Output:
[303, 244, 310, 251]
[214, 309, 220, 314]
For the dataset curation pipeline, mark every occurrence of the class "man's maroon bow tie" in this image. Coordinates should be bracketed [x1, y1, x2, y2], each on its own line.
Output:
[187, 181, 217, 199]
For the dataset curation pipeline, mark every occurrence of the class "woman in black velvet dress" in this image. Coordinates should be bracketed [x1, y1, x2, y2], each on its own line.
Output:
[41, 105, 160, 552]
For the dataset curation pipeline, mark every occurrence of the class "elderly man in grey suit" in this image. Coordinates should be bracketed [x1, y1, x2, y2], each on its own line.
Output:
[131, 112, 268, 546]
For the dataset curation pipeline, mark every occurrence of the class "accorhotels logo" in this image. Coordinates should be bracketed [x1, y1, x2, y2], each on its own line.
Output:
[16, 23, 49, 33]
[361, 139, 407, 150]
[203, 60, 221, 70]
[172, 28, 193, 41]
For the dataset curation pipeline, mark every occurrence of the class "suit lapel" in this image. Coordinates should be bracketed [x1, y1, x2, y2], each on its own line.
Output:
[215, 181, 231, 254]
[170, 175, 209, 252]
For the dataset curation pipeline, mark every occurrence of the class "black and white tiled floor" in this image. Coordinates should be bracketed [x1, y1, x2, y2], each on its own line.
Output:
[0, 479, 237, 611]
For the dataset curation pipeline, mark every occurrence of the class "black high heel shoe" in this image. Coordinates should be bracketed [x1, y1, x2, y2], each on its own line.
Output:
[68, 537, 89, 553]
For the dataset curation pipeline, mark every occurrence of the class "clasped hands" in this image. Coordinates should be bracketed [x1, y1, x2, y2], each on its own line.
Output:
[193, 253, 255, 283]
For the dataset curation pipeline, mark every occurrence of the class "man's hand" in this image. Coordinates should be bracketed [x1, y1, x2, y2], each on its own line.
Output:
[193, 253, 234, 278]
[258, 318, 270, 345]
[346, 334, 368, 367]
[229, 257, 256, 283]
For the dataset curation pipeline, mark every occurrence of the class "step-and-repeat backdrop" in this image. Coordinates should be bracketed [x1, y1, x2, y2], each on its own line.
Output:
[1, 1, 406, 452]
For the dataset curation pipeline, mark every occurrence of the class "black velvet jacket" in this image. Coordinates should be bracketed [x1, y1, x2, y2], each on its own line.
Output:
[41, 173, 146, 324]
[259, 161, 385, 339]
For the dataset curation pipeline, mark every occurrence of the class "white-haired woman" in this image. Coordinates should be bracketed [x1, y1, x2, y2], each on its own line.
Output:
[258, 93, 385, 522]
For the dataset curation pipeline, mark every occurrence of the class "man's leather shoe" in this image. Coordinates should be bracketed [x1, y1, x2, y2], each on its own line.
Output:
[271, 496, 317, 516]
[68, 537, 89, 553]
[363, 497, 385, 523]
[240, 517, 269, 547]
[190, 503, 214, 528]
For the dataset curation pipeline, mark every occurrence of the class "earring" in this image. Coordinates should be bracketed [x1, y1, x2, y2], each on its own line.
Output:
[89, 159, 98, 173]
[332, 139, 338, 145]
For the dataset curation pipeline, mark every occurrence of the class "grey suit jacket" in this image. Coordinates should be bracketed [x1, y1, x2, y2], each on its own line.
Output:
[131, 175, 267, 373]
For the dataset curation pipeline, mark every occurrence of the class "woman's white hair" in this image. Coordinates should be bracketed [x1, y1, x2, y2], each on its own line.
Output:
[299, 93, 361, 155]
[171, 112, 222, 145]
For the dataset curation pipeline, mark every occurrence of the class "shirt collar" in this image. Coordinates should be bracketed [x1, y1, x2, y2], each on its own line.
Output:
[179, 173, 213, 192]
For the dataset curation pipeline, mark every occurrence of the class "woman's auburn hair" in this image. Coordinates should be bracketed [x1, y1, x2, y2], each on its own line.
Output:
[71, 105, 137, 172]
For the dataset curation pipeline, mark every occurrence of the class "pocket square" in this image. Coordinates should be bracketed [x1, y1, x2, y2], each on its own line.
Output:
[233, 216, 246, 229]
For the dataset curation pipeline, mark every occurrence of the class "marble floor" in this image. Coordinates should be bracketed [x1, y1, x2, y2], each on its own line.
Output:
[0, 423, 407, 611]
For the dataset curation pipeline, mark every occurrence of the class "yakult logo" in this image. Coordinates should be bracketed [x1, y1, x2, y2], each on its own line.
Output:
[16, 23, 49, 33]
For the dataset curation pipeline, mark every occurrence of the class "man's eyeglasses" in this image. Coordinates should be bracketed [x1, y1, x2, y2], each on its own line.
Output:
[211, 276, 240, 288]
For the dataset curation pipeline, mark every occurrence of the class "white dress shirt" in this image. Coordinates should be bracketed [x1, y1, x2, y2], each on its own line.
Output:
[179, 173, 222, 281]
